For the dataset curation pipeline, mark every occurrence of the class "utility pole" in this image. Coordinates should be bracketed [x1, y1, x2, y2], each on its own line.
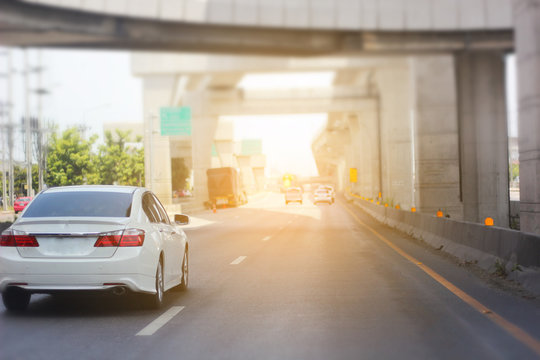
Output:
[24, 49, 32, 197]
[8, 50, 13, 206]
[1, 50, 7, 210]
[1, 102, 6, 211]
[37, 50, 44, 191]
[0, 49, 14, 209]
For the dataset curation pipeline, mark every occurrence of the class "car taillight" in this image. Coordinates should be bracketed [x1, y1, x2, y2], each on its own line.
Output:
[94, 229, 145, 247]
[119, 229, 145, 247]
[94, 230, 122, 247]
[0, 230, 39, 247]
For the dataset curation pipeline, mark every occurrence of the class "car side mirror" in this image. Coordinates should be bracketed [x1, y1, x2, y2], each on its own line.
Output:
[174, 214, 190, 225]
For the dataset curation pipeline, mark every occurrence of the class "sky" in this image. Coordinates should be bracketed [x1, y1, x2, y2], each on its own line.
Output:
[4, 49, 144, 136]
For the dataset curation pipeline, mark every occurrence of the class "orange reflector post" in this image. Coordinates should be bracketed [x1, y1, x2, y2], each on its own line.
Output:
[395, 205, 400, 210]
[384, 203, 388, 207]
[485, 217, 494, 226]
[411, 207, 416, 213]
[378, 192, 382, 198]
[436, 210, 443, 218]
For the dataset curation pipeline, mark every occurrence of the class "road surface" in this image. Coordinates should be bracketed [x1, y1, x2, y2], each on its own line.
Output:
[2, 192, 540, 359]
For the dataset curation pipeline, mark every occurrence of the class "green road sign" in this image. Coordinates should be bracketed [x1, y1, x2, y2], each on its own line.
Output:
[241, 139, 262, 156]
[160, 107, 191, 136]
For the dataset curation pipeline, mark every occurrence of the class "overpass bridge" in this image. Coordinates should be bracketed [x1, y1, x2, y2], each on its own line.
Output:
[0, 0, 539, 236]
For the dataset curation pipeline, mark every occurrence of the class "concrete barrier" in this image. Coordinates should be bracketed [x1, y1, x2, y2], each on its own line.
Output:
[346, 192, 540, 294]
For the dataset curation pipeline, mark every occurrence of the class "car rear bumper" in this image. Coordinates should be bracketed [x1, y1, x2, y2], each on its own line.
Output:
[0, 248, 156, 294]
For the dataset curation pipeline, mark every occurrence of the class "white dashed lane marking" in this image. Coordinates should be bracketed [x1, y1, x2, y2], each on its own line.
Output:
[262, 236, 272, 241]
[230, 256, 247, 265]
[136, 306, 185, 336]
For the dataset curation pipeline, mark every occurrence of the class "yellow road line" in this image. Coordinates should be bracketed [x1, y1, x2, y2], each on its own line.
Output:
[342, 203, 540, 357]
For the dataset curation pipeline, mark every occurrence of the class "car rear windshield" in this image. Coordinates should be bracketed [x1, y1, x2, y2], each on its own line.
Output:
[23, 191, 133, 218]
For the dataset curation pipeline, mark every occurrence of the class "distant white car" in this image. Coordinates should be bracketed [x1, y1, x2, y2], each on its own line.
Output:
[0, 185, 190, 311]
[285, 187, 303, 205]
[313, 189, 333, 205]
[317, 185, 335, 203]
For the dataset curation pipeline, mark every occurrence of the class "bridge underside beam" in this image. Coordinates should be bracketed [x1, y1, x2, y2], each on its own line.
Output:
[0, 1, 513, 55]
[211, 97, 376, 116]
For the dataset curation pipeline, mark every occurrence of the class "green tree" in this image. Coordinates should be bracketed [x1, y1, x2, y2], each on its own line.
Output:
[46, 127, 98, 186]
[171, 158, 189, 191]
[510, 163, 519, 182]
[97, 130, 144, 186]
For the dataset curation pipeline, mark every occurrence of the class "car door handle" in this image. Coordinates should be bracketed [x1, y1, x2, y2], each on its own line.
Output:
[159, 228, 176, 235]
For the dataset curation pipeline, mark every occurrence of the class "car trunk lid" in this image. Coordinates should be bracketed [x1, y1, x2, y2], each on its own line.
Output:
[11, 218, 130, 258]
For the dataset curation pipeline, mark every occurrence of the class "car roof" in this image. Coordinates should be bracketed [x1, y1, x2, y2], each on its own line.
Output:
[42, 185, 143, 194]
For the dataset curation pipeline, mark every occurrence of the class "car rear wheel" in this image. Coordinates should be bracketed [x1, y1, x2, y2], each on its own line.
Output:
[2, 287, 31, 312]
[146, 260, 164, 309]
[173, 248, 188, 292]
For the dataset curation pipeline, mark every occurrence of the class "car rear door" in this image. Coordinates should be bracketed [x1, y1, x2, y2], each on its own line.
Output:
[151, 194, 184, 284]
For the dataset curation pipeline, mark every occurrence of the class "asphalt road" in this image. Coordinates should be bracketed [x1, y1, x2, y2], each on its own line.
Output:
[2, 192, 540, 360]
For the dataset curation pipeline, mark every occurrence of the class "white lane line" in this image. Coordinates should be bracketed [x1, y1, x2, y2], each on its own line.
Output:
[230, 256, 247, 265]
[262, 235, 272, 242]
[136, 306, 185, 336]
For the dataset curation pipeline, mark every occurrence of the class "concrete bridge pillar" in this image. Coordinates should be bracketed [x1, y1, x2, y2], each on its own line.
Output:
[143, 75, 175, 204]
[374, 63, 413, 209]
[411, 56, 462, 219]
[515, 0, 540, 235]
[456, 52, 509, 227]
[182, 92, 219, 206]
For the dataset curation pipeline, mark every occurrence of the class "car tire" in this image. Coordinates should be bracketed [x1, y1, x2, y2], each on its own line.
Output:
[2, 287, 31, 312]
[146, 260, 164, 309]
[173, 248, 188, 292]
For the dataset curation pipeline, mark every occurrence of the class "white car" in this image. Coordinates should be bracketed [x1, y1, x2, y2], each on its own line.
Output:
[313, 189, 333, 205]
[285, 187, 303, 205]
[0, 185, 189, 311]
[317, 185, 335, 203]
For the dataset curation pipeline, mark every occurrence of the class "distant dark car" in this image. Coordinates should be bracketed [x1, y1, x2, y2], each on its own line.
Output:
[13, 197, 32, 213]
